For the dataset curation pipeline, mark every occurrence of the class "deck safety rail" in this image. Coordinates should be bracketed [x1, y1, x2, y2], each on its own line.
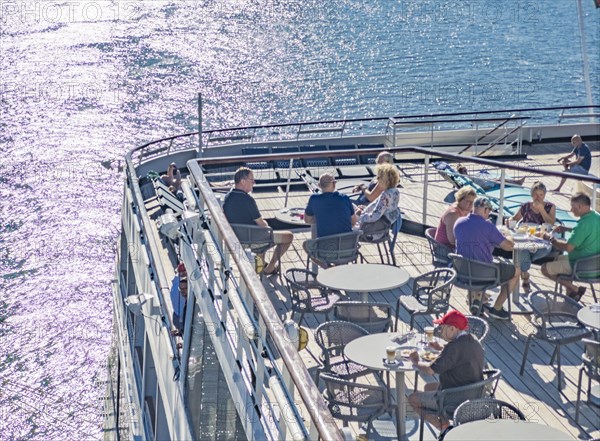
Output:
[182, 160, 343, 441]
[128, 105, 599, 165]
[194, 145, 600, 228]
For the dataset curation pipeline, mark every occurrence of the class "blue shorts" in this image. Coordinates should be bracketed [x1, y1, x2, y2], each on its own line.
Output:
[569, 164, 589, 175]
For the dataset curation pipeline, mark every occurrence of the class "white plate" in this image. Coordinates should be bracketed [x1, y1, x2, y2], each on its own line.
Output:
[398, 346, 419, 359]
[512, 233, 529, 241]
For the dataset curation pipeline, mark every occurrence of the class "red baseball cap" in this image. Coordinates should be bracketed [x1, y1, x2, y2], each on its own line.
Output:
[433, 310, 468, 330]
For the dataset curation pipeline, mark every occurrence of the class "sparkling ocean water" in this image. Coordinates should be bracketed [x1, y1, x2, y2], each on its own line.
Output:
[0, 0, 598, 439]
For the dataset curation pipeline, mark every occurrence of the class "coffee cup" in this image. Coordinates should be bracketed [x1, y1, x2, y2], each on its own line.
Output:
[386, 346, 397, 363]
[508, 219, 517, 229]
[424, 326, 435, 342]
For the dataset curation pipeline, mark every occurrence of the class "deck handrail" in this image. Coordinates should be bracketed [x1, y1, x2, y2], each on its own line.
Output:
[186, 160, 343, 441]
[127, 105, 599, 161]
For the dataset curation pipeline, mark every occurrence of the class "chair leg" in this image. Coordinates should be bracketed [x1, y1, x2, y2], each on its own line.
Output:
[591, 283, 598, 302]
[555, 345, 563, 390]
[550, 346, 558, 365]
[520, 335, 533, 375]
[410, 314, 415, 330]
[575, 367, 584, 423]
[419, 409, 425, 441]
[376, 243, 384, 264]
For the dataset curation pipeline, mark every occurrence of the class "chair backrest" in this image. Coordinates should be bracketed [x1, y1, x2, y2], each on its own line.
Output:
[231, 224, 275, 255]
[359, 217, 391, 243]
[582, 338, 600, 381]
[285, 268, 326, 312]
[465, 315, 490, 343]
[319, 372, 389, 424]
[448, 253, 499, 290]
[315, 321, 369, 369]
[437, 368, 502, 418]
[333, 301, 393, 334]
[412, 268, 456, 313]
[453, 398, 526, 425]
[304, 231, 362, 267]
[425, 227, 452, 267]
[528, 290, 582, 336]
[573, 253, 600, 281]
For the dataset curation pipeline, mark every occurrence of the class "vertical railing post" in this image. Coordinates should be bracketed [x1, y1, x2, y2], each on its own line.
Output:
[497, 169, 506, 225]
[422, 155, 430, 226]
[197, 93, 203, 158]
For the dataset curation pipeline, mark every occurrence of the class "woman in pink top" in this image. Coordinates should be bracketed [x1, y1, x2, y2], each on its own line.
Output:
[434, 186, 477, 247]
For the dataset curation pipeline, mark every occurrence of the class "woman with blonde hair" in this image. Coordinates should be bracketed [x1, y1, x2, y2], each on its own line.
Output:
[435, 185, 477, 248]
[355, 164, 401, 232]
[354, 151, 395, 205]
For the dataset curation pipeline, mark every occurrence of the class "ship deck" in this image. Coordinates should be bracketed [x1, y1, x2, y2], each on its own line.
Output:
[146, 141, 599, 440]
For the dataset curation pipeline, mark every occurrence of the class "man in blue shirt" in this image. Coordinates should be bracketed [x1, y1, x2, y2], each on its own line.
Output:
[454, 197, 519, 320]
[304, 173, 357, 237]
[552, 134, 592, 192]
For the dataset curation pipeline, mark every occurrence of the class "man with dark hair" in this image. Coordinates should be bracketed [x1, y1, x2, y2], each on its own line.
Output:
[542, 192, 600, 301]
[304, 172, 357, 237]
[408, 310, 484, 432]
[552, 134, 592, 192]
[223, 167, 293, 275]
[454, 196, 519, 320]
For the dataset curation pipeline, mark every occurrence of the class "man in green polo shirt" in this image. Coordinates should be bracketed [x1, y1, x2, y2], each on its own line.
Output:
[542, 192, 600, 301]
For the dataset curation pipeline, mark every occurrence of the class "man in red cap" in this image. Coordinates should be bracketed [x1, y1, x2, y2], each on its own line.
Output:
[408, 310, 484, 431]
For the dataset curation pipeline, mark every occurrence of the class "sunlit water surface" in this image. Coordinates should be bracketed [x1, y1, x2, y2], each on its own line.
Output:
[0, 0, 598, 438]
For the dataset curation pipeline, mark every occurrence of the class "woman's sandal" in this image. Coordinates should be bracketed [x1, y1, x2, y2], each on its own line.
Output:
[568, 286, 587, 302]
[521, 274, 531, 292]
[263, 265, 280, 276]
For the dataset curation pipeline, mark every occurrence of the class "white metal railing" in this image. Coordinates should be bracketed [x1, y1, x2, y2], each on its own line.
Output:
[181, 160, 343, 441]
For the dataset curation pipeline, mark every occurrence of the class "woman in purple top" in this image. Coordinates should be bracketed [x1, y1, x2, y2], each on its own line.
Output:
[508, 181, 555, 291]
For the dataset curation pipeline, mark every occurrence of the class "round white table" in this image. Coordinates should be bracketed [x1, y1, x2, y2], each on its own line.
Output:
[344, 332, 418, 441]
[443, 419, 574, 440]
[275, 207, 307, 226]
[577, 304, 600, 330]
[317, 263, 410, 301]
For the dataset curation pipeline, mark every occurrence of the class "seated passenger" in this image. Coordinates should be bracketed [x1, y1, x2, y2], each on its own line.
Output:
[304, 173, 357, 238]
[223, 167, 293, 275]
[454, 197, 520, 320]
[355, 164, 401, 239]
[161, 162, 182, 190]
[552, 134, 592, 193]
[434, 186, 477, 248]
[352, 151, 395, 205]
[408, 310, 484, 432]
[541, 193, 600, 301]
[170, 276, 188, 334]
[508, 181, 556, 291]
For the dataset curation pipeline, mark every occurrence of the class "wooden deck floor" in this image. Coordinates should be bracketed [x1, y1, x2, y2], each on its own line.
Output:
[249, 144, 600, 440]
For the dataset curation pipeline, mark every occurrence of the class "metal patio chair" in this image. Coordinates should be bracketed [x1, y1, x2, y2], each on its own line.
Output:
[358, 218, 393, 265]
[465, 315, 490, 343]
[453, 398, 526, 425]
[425, 227, 453, 268]
[303, 230, 361, 269]
[395, 268, 456, 331]
[448, 253, 506, 317]
[314, 321, 372, 382]
[320, 372, 392, 438]
[555, 253, 600, 303]
[333, 301, 393, 334]
[417, 368, 502, 441]
[575, 338, 600, 423]
[285, 268, 340, 328]
[519, 290, 592, 390]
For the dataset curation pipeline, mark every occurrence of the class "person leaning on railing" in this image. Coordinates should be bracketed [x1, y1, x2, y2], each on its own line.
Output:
[552, 134, 592, 193]
[541, 192, 600, 301]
